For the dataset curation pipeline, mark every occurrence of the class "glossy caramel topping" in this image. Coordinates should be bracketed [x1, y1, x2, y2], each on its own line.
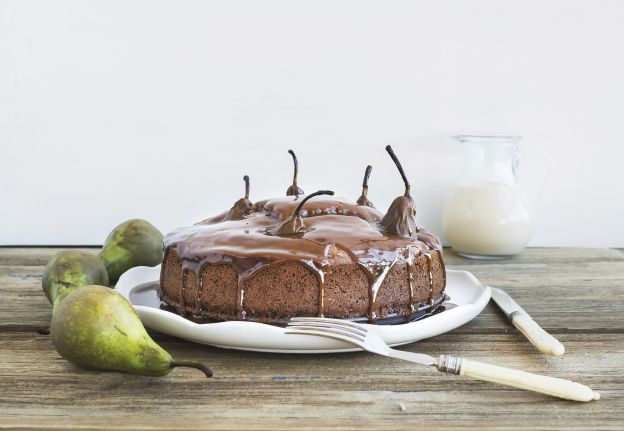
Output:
[167, 196, 439, 261]
[257, 195, 383, 222]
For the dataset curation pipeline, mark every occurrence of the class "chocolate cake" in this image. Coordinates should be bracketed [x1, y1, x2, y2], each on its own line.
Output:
[160, 146, 446, 325]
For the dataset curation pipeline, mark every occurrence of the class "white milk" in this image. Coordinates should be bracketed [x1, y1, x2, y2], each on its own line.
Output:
[442, 183, 534, 257]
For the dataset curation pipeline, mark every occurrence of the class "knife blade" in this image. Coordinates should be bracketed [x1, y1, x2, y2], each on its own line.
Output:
[490, 287, 565, 356]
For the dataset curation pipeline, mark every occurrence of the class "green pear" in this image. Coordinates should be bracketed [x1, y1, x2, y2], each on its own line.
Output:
[51, 285, 212, 377]
[98, 219, 164, 283]
[42, 250, 109, 310]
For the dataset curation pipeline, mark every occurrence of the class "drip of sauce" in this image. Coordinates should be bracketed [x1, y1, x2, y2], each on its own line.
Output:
[236, 275, 245, 320]
[236, 261, 266, 320]
[163, 195, 444, 323]
[195, 262, 207, 316]
[358, 255, 398, 323]
[317, 266, 326, 318]
[180, 269, 187, 317]
[301, 260, 327, 317]
[405, 246, 416, 319]
[423, 252, 434, 304]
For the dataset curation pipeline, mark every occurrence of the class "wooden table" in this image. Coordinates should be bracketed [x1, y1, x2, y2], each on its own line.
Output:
[1, 247, 622, 430]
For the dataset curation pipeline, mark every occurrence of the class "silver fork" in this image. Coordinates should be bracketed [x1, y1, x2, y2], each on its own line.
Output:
[286, 317, 600, 402]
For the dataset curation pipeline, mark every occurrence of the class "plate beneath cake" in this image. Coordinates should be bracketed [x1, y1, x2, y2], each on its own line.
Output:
[115, 265, 491, 354]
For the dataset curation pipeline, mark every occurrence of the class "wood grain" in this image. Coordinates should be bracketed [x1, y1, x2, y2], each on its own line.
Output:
[0, 247, 622, 430]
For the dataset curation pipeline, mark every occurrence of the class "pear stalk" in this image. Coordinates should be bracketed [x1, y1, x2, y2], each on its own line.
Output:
[225, 175, 253, 220]
[356, 165, 374, 207]
[272, 190, 334, 235]
[379, 146, 418, 238]
[243, 174, 250, 200]
[385, 145, 411, 197]
[171, 360, 213, 378]
[290, 150, 298, 187]
[286, 150, 304, 196]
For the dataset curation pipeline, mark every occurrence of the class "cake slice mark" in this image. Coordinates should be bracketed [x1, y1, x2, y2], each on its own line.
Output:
[235, 260, 279, 320]
[405, 246, 417, 320]
[301, 261, 327, 318]
[236, 273, 247, 320]
[358, 253, 400, 323]
[180, 268, 187, 317]
[418, 232, 446, 289]
[423, 252, 434, 304]
[335, 241, 403, 323]
[195, 261, 207, 316]
[158, 246, 170, 305]
[318, 268, 326, 317]
[437, 248, 446, 289]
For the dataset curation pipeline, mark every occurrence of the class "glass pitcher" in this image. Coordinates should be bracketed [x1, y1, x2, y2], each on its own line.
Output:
[442, 135, 551, 259]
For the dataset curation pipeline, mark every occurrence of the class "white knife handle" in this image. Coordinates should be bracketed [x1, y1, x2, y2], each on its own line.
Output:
[511, 313, 565, 356]
[437, 355, 600, 402]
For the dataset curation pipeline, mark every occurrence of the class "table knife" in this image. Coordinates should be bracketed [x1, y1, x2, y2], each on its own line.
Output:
[490, 287, 565, 356]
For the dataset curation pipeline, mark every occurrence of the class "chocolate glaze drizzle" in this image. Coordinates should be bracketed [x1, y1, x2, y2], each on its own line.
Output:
[163, 195, 444, 323]
[163, 145, 445, 324]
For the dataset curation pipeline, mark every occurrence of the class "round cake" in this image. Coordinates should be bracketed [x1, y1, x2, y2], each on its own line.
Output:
[159, 147, 446, 325]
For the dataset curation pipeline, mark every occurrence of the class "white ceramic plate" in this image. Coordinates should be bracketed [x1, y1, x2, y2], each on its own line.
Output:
[115, 266, 490, 354]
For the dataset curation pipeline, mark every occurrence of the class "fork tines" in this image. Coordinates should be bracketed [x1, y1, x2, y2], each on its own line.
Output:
[287, 317, 368, 342]
[289, 317, 368, 332]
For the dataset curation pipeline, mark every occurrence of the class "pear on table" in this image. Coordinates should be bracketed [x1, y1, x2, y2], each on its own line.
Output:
[51, 285, 212, 377]
[98, 219, 164, 283]
[379, 145, 418, 239]
[42, 250, 109, 311]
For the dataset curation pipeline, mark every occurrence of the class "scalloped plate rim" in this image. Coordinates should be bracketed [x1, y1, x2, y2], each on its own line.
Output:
[114, 265, 490, 354]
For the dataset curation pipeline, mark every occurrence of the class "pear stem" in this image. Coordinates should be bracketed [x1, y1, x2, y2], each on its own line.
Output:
[288, 149, 299, 186]
[293, 190, 334, 217]
[272, 190, 334, 236]
[243, 175, 250, 199]
[170, 360, 213, 378]
[385, 145, 411, 196]
[362, 165, 372, 189]
[36, 327, 50, 335]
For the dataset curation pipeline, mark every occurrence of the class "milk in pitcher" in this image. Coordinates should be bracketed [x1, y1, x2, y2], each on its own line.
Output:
[442, 182, 533, 258]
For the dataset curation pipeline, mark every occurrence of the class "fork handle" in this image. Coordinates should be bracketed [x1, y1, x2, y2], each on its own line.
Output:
[437, 355, 599, 402]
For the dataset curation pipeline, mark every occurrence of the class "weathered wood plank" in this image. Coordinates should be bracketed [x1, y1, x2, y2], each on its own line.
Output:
[0, 330, 621, 429]
[0, 247, 622, 430]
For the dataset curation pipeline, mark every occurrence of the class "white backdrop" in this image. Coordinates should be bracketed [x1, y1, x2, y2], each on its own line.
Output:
[1, 0, 623, 246]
